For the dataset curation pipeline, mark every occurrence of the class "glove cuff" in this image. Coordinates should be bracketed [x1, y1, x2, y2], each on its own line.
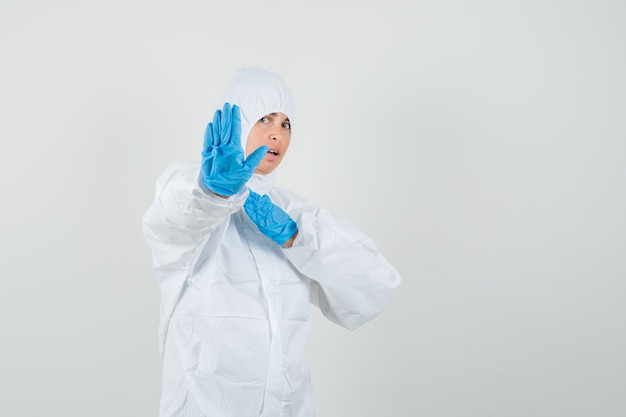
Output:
[274, 221, 298, 246]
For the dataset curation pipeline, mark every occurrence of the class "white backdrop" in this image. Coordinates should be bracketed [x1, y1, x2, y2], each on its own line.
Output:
[1, 1, 625, 416]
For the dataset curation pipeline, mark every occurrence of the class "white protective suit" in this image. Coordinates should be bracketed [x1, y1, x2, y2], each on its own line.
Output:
[143, 67, 401, 417]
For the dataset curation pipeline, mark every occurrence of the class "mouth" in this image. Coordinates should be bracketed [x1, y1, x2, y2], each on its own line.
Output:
[267, 148, 280, 156]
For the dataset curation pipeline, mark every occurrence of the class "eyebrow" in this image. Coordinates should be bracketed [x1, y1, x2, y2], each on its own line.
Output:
[266, 113, 290, 123]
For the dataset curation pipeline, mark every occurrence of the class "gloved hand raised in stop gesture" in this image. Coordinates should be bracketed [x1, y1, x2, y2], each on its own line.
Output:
[244, 190, 298, 246]
[201, 103, 268, 197]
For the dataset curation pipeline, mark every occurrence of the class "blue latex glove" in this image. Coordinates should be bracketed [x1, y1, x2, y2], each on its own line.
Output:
[244, 190, 298, 246]
[201, 103, 268, 196]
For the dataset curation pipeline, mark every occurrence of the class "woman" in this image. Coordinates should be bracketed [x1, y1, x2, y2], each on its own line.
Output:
[143, 66, 401, 417]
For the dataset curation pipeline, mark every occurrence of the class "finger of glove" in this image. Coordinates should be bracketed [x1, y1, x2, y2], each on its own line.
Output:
[246, 189, 260, 204]
[244, 192, 259, 219]
[258, 194, 272, 206]
[219, 103, 232, 145]
[211, 108, 223, 146]
[230, 104, 242, 150]
[244, 191, 271, 221]
[258, 194, 275, 218]
[202, 122, 215, 155]
[244, 145, 268, 172]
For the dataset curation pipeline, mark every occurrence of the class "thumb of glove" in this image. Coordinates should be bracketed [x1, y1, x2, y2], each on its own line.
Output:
[244, 145, 268, 172]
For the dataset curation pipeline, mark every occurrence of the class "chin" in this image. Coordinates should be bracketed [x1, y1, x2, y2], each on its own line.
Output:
[255, 168, 275, 175]
[256, 163, 279, 175]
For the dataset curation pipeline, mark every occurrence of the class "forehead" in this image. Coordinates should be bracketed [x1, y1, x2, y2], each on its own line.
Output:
[263, 112, 290, 121]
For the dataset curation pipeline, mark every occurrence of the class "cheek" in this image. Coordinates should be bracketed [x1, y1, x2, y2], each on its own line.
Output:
[245, 130, 260, 156]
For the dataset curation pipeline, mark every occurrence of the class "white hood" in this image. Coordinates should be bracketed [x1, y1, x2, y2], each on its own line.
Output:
[220, 67, 297, 194]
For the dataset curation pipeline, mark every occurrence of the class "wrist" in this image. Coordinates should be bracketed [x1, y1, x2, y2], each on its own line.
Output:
[281, 230, 298, 248]
[209, 189, 228, 199]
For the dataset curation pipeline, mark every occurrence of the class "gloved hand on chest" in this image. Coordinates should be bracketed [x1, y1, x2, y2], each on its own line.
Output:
[244, 190, 298, 246]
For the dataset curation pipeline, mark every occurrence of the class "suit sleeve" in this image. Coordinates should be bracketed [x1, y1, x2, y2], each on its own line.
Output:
[142, 161, 247, 353]
[281, 203, 401, 331]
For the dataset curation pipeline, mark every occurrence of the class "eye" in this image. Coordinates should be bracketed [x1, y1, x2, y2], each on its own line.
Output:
[259, 116, 270, 124]
[282, 121, 291, 130]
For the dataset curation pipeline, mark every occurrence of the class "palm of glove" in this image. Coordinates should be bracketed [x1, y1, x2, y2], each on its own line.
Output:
[201, 103, 267, 196]
[244, 191, 298, 246]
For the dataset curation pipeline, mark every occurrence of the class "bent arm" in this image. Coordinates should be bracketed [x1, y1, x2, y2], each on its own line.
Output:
[282, 206, 401, 330]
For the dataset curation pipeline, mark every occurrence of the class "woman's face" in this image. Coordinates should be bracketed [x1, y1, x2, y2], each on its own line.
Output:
[245, 112, 292, 175]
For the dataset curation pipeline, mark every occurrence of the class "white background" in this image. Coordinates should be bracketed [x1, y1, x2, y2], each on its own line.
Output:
[1, 0, 625, 416]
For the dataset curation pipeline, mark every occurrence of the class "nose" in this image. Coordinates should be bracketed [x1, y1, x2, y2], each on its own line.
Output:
[269, 126, 283, 141]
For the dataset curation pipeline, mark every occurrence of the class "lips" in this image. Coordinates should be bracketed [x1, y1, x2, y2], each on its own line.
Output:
[265, 148, 280, 161]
